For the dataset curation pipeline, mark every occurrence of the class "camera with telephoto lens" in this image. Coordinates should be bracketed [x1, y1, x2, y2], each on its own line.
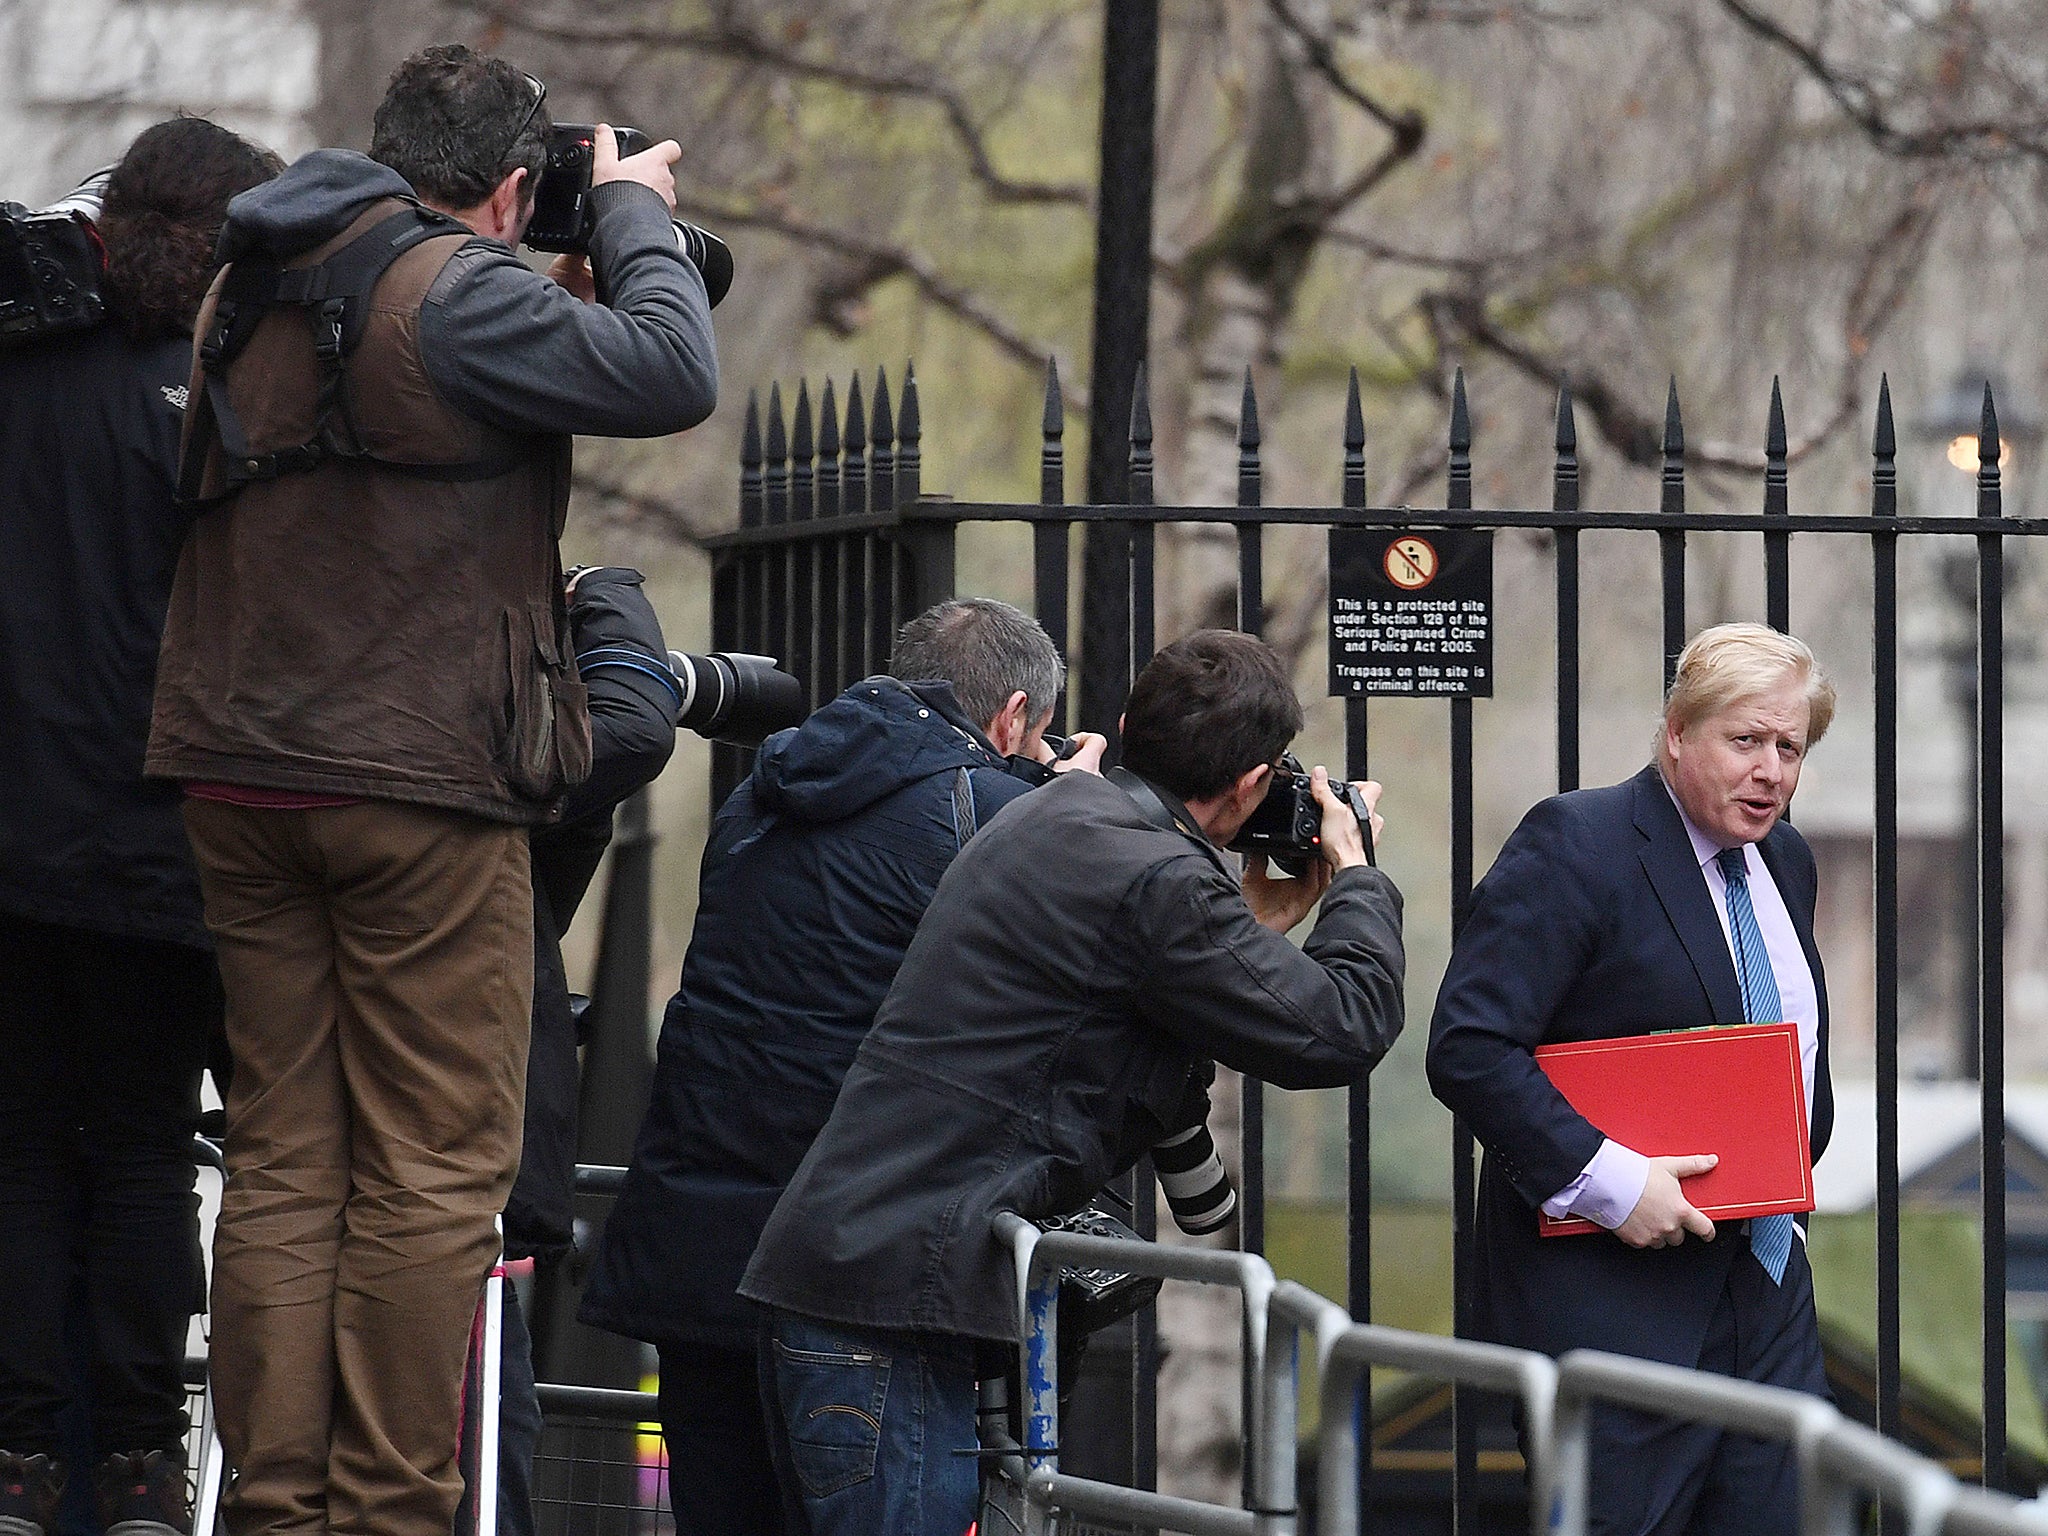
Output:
[1153, 1121, 1237, 1234]
[524, 124, 734, 308]
[0, 169, 111, 347]
[667, 650, 805, 747]
[1228, 751, 1375, 875]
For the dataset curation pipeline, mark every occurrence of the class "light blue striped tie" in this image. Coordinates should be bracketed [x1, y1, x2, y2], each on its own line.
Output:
[1717, 847, 1795, 1285]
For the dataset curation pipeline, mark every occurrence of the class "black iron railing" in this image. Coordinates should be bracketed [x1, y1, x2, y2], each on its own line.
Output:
[704, 358, 2026, 1523]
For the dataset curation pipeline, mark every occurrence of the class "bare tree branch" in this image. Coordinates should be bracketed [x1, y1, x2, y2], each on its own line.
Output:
[1320, 229, 1495, 274]
[449, 0, 1093, 205]
[674, 194, 1082, 403]
[571, 469, 717, 546]
[1719, 0, 2048, 164]
[1428, 186, 1935, 475]
[1267, 0, 1426, 143]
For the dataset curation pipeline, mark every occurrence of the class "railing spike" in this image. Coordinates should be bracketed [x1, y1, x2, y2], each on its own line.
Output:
[765, 380, 787, 463]
[791, 379, 815, 522]
[1237, 367, 1262, 511]
[1554, 374, 1577, 453]
[900, 362, 920, 444]
[1872, 374, 1897, 518]
[871, 366, 894, 448]
[1767, 376, 1788, 459]
[1129, 360, 1153, 447]
[1448, 368, 1472, 510]
[816, 376, 841, 519]
[792, 378, 814, 463]
[1040, 358, 1065, 506]
[898, 362, 921, 504]
[1663, 377, 1685, 457]
[1980, 380, 2003, 484]
[739, 387, 764, 528]
[844, 372, 867, 452]
[1342, 367, 1367, 509]
[818, 376, 840, 458]
[1127, 360, 1154, 505]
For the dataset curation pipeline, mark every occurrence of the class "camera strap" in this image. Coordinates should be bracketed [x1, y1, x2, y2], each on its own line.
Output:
[1107, 766, 1204, 844]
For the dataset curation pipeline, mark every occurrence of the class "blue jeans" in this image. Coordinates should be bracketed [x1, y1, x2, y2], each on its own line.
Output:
[757, 1311, 979, 1536]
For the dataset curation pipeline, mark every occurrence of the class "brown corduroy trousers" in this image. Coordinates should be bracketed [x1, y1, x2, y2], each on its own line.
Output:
[182, 798, 533, 1536]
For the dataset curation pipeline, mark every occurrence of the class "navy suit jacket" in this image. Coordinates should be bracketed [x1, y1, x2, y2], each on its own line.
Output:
[1426, 764, 1833, 1370]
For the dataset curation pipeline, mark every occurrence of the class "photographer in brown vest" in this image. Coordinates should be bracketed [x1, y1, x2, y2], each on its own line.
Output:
[146, 44, 716, 1536]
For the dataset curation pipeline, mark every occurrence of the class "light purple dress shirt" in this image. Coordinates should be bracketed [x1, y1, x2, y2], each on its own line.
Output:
[1539, 776, 1820, 1229]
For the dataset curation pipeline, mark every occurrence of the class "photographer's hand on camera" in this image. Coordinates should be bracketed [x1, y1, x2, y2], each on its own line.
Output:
[1042, 730, 1108, 776]
[546, 253, 596, 303]
[1241, 767, 1380, 934]
[1314, 766, 1380, 871]
[590, 122, 681, 210]
[1243, 851, 1330, 934]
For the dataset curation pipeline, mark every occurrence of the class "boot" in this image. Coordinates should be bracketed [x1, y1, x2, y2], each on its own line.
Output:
[94, 1451, 190, 1536]
[0, 1452, 62, 1536]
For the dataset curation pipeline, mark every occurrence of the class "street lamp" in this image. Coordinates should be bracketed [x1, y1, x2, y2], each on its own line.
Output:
[1915, 366, 2045, 1078]
[1922, 364, 2043, 480]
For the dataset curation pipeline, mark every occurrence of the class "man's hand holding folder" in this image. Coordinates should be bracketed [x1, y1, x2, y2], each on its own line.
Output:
[1614, 1153, 1719, 1248]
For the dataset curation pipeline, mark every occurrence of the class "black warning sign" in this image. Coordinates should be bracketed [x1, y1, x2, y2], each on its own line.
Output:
[1327, 528, 1494, 698]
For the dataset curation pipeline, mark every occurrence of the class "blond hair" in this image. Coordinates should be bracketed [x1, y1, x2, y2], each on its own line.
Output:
[1658, 622, 1836, 757]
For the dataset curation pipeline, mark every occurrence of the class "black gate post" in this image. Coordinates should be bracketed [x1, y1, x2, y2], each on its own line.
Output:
[1078, 0, 1158, 740]
[1062, 7, 1162, 1495]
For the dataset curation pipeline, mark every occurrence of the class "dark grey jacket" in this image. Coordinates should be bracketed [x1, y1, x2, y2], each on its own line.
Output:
[739, 767, 1405, 1342]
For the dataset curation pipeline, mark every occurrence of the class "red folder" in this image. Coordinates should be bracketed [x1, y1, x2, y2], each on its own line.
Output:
[1533, 1021, 1812, 1236]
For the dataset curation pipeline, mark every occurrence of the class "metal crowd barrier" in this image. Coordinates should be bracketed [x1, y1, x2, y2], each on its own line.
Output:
[993, 1211, 1287, 1535]
[1265, 1280, 1559, 1536]
[991, 1213, 2048, 1536]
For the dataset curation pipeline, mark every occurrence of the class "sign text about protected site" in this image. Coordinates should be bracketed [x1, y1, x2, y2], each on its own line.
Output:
[1326, 528, 1495, 699]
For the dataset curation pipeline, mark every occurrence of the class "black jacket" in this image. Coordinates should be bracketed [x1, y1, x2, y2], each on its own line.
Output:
[0, 323, 210, 947]
[739, 767, 1406, 1342]
[505, 568, 678, 1261]
[578, 677, 1031, 1349]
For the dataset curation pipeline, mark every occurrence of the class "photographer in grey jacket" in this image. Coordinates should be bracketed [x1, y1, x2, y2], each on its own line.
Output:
[741, 629, 1405, 1536]
[146, 45, 715, 1536]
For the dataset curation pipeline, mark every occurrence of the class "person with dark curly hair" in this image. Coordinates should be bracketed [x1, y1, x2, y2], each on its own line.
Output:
[0, 115, 281, 1536]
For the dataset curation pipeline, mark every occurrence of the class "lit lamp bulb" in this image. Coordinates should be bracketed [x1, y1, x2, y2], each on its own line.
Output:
[1948, 434, 2015, 474]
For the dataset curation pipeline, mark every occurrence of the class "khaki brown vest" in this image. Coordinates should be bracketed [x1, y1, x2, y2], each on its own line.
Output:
[148, 200, 592, 822]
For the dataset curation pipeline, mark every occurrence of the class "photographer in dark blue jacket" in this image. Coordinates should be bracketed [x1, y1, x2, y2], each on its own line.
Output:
[580, 597, 1099, 1536]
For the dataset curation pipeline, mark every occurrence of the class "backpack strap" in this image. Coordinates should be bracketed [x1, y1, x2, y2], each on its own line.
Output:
[183, 203, 531, 501]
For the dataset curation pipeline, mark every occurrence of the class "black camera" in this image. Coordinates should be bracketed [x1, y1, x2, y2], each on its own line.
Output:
[0, 170, 110, 347]
[668, 650, 805, 747]
[525, 124, 734, 308]
[1002, 732, 1083, 787]
[1227, 751, 1375, 875]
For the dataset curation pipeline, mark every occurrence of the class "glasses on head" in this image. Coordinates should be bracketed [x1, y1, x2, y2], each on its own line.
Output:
[494, 72, 547, 176]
